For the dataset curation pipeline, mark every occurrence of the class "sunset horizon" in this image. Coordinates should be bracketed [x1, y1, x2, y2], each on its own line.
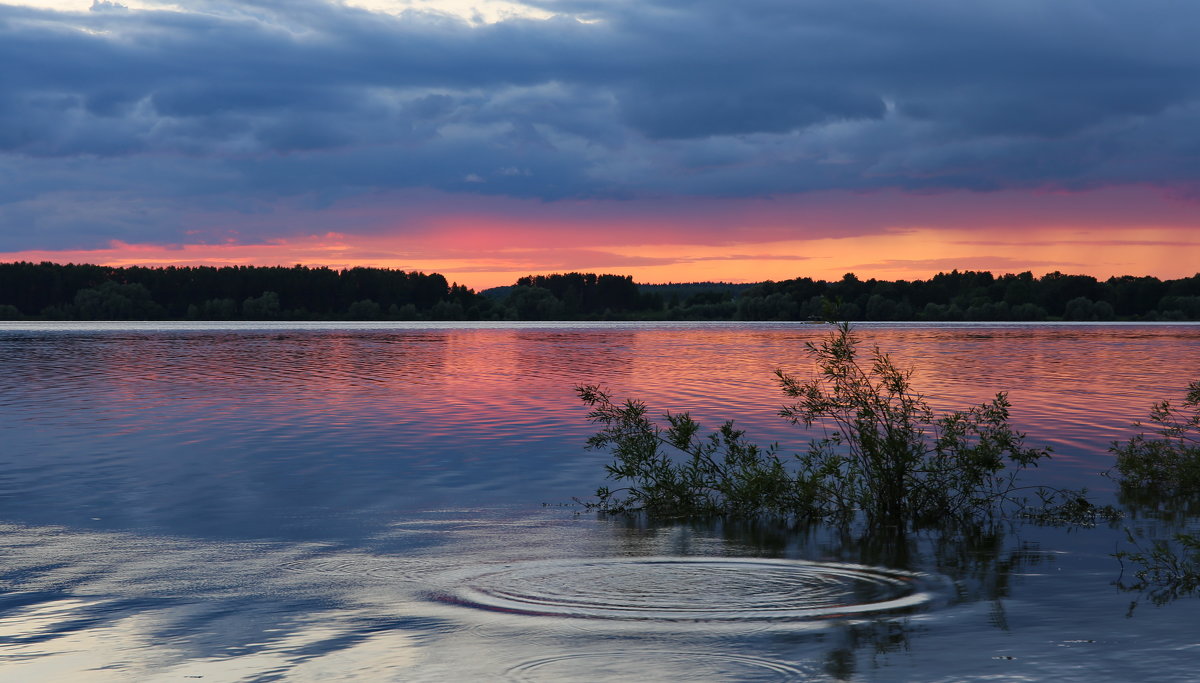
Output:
[3, 182, 1197, 291]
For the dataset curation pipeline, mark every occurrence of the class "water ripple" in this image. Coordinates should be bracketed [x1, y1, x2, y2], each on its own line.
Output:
[505, 650, 819, 682]
[431, 557, 949, 624]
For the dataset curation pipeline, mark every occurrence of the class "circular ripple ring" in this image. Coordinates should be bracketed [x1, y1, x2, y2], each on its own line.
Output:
[432, 557, 946, 622]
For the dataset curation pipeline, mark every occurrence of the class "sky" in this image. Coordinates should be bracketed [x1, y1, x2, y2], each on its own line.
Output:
[2, 0, 1198, 289]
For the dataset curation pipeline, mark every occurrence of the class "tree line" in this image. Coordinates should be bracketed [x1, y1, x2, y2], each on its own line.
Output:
[0, 263, 479, 320]
[1, 262, 1198, 321]
[715, 270, 1200, 322]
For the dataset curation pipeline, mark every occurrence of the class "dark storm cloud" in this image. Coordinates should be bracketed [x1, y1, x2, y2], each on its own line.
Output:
[2, 0, 1199, 249]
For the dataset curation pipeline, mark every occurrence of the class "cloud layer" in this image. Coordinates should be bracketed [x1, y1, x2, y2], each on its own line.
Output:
[2, 0, 1198, 259]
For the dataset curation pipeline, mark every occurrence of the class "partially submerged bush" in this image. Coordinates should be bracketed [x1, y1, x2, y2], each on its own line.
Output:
[1111, 381, 1200, 493]
[1106, 384, 1200, 610]
[1116, 529, 1200, 608]
[576, 386, 795, 518]
[579, 322, 1059, 525]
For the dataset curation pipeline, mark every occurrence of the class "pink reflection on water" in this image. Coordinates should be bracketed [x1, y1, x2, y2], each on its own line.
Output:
[1, 322, 1198, 522]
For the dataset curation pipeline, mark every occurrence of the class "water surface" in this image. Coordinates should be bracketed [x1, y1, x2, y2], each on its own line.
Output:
[2, 322, 1198, 681]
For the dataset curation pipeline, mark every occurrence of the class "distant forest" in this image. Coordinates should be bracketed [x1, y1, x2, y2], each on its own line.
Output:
[2, 262, 1200, 321]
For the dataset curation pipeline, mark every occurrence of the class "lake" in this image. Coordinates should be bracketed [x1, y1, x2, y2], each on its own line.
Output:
[1, 321, 1198, 681]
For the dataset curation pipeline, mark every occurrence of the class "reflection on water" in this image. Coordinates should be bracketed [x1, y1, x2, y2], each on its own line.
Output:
[3, 321, 1198, 537]
[2, 322, 1200, 681]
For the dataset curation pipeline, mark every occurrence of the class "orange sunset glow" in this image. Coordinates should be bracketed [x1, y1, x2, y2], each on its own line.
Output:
[3, 187, 1196, 290]
[3, 225, 1197, 290]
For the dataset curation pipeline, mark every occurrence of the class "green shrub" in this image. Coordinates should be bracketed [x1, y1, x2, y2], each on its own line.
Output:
[577, 385, 797, 518]
[1111, 381, 1200, 493]
[578, 322, 1056, 525]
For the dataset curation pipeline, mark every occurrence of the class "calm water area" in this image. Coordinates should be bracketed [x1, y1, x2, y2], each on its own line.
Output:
[2, 321, 1199, 681]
